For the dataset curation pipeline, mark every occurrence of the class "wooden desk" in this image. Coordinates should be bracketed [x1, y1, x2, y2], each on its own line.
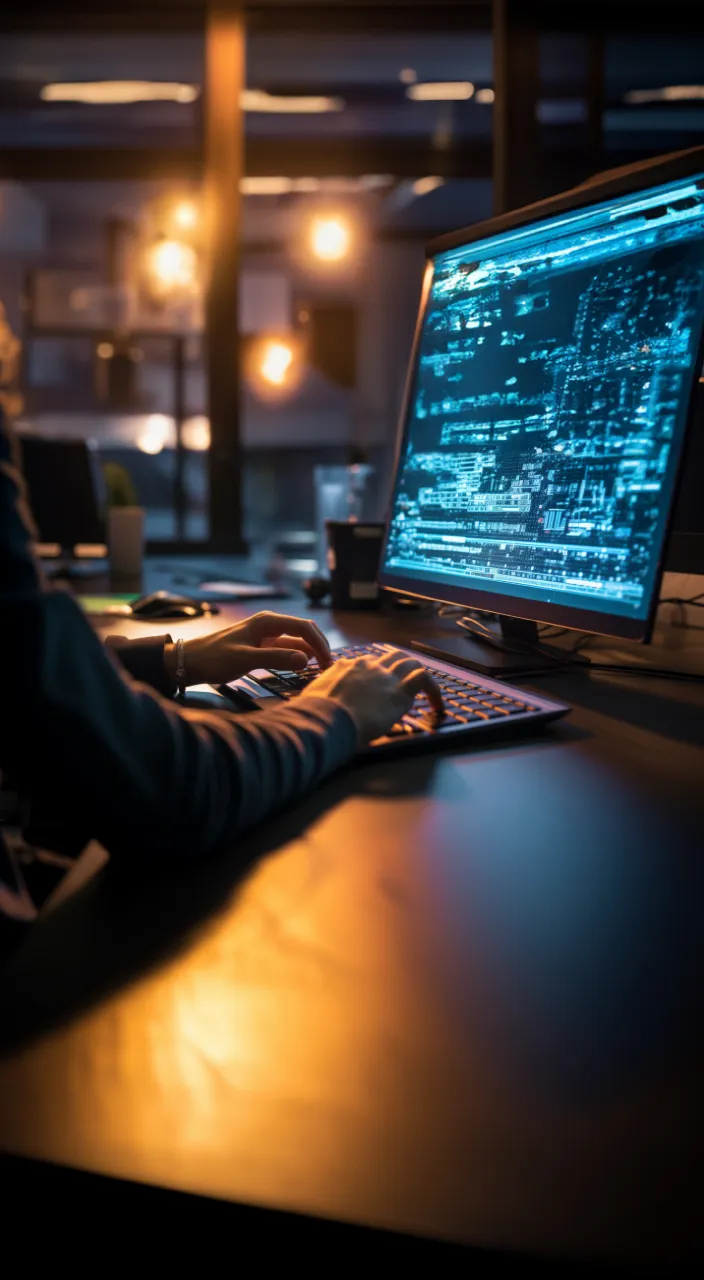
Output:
[1, 592, 703, 1262]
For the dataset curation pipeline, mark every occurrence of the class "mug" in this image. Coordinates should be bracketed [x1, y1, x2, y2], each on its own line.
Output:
[326, 520, 385, 609]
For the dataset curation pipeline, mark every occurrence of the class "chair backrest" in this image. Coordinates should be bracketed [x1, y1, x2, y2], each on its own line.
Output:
[18, 434, 104, 551]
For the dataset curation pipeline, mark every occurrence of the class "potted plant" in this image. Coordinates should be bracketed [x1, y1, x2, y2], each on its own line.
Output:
[102, 462, 144, 576]
[102, 461, 138, 509]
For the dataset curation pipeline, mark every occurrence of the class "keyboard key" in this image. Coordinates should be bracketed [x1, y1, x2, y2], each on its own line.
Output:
[401, 718, 425, 734]
[406, 708, 435, 724]
[255, 675, 295, 693]
[388, 721, 416, 736]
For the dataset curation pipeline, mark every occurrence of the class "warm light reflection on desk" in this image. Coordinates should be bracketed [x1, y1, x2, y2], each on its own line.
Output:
[1, 590, 703, 1263]
[2, 800, 426, 1198]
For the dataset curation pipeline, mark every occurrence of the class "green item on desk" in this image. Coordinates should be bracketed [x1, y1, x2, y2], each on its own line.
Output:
[77, 594, 140, 617]
[102, 462, 138, 508]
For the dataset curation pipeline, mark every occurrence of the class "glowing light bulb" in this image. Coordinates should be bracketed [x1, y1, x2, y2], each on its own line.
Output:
[245, 333, 306, 399]
[137, 415, 171, 454]
[260, 340, 294, 386]
[182, 416, 210, 451]
[310, 216, 351, 263]
[148, 238, 197, 292]
[173, 201, 198, 231]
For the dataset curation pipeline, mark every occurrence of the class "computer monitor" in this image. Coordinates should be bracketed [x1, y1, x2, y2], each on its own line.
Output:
[378, 147, 704, 675]
[666, 377, 704, 574]
[19, 435, 105, 554]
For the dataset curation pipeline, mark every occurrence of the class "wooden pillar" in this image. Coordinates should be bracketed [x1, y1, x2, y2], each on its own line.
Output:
[492, 0, 541, 216]
[204, 5, 247, 551]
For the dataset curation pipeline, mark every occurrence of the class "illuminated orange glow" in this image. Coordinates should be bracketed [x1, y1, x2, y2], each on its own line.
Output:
[241, 89, 343, 113]
[245, 334, 306, 399]
[41, 81, 198, 104]
[309, 216, 352, 263]
[413, 176, 444, 197]
[260, 341, 294, 386]
[182, 416, 210, 451]
[406, 81, 474, 101]
[173, 201, 198, 231]
[625, 85, 704, 104]
[137, 414, 172, 455]
[147, 239, 198, 293]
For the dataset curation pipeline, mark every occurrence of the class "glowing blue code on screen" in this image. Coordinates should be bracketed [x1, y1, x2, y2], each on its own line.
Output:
[383, 173, 704, 619]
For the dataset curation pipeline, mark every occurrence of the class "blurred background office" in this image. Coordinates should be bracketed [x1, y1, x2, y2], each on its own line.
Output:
[0, 0, 702, 567]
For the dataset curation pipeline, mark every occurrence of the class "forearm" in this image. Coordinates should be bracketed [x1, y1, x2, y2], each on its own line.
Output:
[5, 593, 356, 863]
[105, 633, 176, 697]
[1, 409, 358, 863]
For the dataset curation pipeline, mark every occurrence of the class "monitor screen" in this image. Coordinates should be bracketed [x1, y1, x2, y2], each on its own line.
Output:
[380, 165, 704, 637]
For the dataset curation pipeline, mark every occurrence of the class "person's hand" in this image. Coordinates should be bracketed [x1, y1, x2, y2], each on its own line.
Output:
[300, 647, 444, 745]
[165, 611, 332, 687]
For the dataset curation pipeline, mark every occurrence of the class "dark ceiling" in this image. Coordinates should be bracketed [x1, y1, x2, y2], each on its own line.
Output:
[2, 1, 701, 35]
[0, 4, 701, 238]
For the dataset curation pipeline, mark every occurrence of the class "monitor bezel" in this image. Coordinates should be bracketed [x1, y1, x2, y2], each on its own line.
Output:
[377, 146, 704, 644]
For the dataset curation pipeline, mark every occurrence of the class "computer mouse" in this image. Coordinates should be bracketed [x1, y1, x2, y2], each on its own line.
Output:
[303, 576, 331, 604]
[130, 591, 211, 619]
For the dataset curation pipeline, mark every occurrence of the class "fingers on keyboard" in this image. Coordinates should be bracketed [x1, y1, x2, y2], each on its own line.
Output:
[257, 643, 536, 726]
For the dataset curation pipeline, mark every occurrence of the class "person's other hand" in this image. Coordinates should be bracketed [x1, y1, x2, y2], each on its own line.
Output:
[165, 611, 332, 687]
[300, 647, 444, 745]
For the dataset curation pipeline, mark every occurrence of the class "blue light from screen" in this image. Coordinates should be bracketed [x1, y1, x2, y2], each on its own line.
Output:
[383, 172, 704, 619]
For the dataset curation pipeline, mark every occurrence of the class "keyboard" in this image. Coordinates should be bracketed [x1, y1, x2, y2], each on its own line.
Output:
[218, 642, 570, 756]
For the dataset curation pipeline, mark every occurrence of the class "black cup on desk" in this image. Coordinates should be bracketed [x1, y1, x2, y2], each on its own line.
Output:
[325, 520, 385, 609]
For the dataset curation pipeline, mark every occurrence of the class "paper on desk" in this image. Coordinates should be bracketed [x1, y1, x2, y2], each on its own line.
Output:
[199, 581, 283, 599]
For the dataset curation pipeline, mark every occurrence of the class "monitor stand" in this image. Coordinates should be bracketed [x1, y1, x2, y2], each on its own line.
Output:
[411, 614, 590, 677]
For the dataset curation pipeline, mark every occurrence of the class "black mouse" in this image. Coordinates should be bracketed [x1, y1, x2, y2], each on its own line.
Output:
[303, 576, 331, 604]
[130, 591, 212, 620]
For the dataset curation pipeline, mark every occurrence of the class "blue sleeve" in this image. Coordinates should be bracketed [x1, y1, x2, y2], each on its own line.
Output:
[105, 633, 176, 697]
[0, 410, 358, 867]
[0, 411, 41, 596]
